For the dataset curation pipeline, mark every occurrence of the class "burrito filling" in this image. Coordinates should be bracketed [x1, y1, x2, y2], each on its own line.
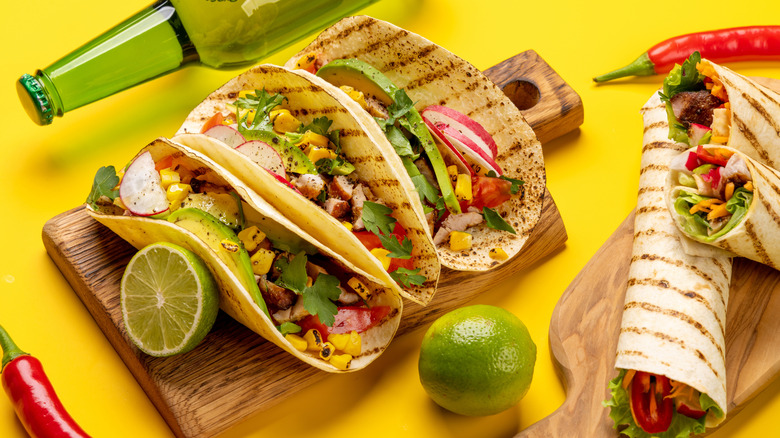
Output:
[88, 152, 396, 370]
[660, 51, 730, 147]
[669, 146, 754, 241]
[297, 54, 524, 254]
[199, 89, 425, 288]
[605, 369, 724, 437]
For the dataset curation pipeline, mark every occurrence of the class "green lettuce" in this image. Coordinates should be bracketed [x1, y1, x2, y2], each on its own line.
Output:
[673, 188, 753, 242]
[659, 52, 706, 146]
[604, 370, 712, 438]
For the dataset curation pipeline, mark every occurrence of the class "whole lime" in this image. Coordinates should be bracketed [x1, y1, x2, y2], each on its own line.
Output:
[418, 304, 536, 416]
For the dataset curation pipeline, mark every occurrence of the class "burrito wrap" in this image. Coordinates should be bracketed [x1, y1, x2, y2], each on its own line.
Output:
[284, 15, 546, 271]
[615, 93, 732, 419]
[87, 138, 402, 372]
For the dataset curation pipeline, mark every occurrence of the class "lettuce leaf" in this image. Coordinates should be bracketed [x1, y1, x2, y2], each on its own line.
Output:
[659, 52, 706, 146]
[673, 188, 752, 241]
[604, 370, 709, 438]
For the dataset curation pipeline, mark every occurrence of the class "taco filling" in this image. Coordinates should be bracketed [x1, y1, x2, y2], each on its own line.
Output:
[669, 145, 754, 241]
[197, 89, 425, 289]
[87, 146, 397, 370]
[660, 52, 731, 147]
[296, 55, 523, 255]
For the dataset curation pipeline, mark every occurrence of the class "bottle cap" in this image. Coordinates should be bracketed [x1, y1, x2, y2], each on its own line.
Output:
[17, 74, 53, 126]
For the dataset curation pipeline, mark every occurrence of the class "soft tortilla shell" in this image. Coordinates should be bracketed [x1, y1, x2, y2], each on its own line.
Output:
[615, 93, 731, 420]
[175, 64, 440, 305]
[87, 138, 402, 372]
[667, 145, 780, 270]
[284, 15, 546, 271]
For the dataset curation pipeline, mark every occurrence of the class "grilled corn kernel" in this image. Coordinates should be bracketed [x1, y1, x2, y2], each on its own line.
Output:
[270, 109, 300, 133]
[370, 247, 392, 271]
[347, 277, 372, 301]
[449, 231, 472, 251]
[342, 221, 353, 231]
[344, 331, 362, 356]
[297, 131, 330, 148]
[250, 248, 275, 276]
[447, 165, 459, 185]
[489, 247, 509, 260]
[329, 353, 352, 370]
[328, 332, 350, 351]
[455, 174, 473, 201]
[295, 52, 318, 72]
[339, 85, 367, 109]
[304, 329, 323, 351]
[306, 146, 337, 163]
[285, 334, 307, 352]
[319, 341, 335, 360]
[159, 168, 181, 189]
[166, 183, 191, 205]
[220, 239, 240, 253]
[238, 226, 266, 252]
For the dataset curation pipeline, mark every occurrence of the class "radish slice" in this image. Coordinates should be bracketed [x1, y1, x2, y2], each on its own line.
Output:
[421, 106, 498, 159]
[267, 169, 302, 194]
[424, 118, 474, 177]
[689, 123, 712, 146]
[430, 120, 502, 176]
[119, 151, 170, 216]
[236, 140, 287, 179]
[204, 125, 246, 148]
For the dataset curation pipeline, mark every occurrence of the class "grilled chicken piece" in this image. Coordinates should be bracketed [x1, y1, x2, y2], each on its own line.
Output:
[329, 175, 354, 200]
[259, 277, 296, 310]
[351, 183, 369, 231]
[415, 158, 440, 190]
[324, 197, 350, 219]
[670, 90, 724, 128]
[293, 174, 326, 199]
[365, 95, 389, 119]
[433, 212, 484, 245]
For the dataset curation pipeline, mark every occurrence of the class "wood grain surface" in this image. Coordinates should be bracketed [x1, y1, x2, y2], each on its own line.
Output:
[520, 76, 780, 437]
[41, 50, 580, 438]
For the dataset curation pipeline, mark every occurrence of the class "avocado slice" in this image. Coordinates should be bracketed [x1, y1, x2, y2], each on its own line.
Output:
[243, 130, 317, 175]
[179, 192, 242, 229]
[168, 207, 269, 317]
[317, 58, 461, 214]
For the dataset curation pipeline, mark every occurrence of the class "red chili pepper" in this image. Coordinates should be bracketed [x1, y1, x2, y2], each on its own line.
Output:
[0, 325, 90, 438]
[593, 26, 780, 82]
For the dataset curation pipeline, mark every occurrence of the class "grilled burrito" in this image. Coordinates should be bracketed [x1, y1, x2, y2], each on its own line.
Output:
[282, 15, 546, 271]
[86, 137, 402, 372]
[604, 93, 729, 437]
[667, 144, 780, 270]
[174, 64, 440, 305]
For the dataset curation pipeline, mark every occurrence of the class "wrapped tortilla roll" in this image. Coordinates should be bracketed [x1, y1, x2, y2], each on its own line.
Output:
[667, 144, 780, 270]
[605, 93, 730, 436]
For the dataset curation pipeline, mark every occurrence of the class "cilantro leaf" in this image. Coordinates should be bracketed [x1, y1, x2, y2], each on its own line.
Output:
[302, 274, 342, 326]
[388, 89, 415, 121]
[274, 252, 308, 293]
[500, 176, 524, 195]
[390, 267, 426, 288]
[277, 322, 301, 336]
[378, 234, 413, 259]
[361, 202, 396, 236]
[483, 207, 516, 234]
[235, 89, 287, 133]
[86, 166, 120, 208]
[301, 116, 332, 136]
[385, 124, 415, 158]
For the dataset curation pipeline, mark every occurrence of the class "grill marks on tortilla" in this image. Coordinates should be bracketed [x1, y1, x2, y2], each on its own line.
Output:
[642, 140, 688, 154]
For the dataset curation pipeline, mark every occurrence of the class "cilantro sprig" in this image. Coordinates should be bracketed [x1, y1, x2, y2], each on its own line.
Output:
[235, 89, 288, 133]
[390, 268, 426, 288]
[361, 202, 424, 286]
[274, 252, 342, 326]
[482, 207, 516, 234]
[86, 166, 120, 209]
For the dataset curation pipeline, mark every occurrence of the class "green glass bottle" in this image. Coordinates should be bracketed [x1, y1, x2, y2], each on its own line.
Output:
[17, 0, 378, 126]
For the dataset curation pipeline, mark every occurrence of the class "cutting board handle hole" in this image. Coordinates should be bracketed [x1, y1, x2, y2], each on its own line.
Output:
[503, 79, 540, 111]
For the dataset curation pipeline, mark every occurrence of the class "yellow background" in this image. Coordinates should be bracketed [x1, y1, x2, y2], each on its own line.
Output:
[2, 0, 780, 436]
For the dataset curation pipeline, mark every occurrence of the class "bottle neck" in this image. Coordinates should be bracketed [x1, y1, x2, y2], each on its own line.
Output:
[18, 0, 197, 125]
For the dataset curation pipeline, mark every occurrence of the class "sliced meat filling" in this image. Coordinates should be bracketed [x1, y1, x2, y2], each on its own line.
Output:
[293, 174, 325, 199]
[670, 90, 724, 128]
[432, 212, 484, 245]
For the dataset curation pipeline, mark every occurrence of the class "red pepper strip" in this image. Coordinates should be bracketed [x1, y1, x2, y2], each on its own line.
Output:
[593, 26, 780, 82]
[696, 145, 729, 167]
[0, 325, 90, 438]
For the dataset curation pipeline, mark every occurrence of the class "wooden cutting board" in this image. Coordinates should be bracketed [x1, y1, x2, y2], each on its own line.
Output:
[42, 50, 582, 438]
[518, 77, 780, 437]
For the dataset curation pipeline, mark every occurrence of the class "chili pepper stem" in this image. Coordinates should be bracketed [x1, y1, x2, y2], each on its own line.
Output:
[593, 52, 657, 83]
[0, 325, 29, 371]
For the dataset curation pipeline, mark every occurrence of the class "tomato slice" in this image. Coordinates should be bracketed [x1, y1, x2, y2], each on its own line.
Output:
[629, 371, 674, 433]
[298, 306, 391, 339]
[462, 175, 512, 211]
[200, 112, 225, 133]
[353, 222, 415, 272]
[676, 400, 707, 419]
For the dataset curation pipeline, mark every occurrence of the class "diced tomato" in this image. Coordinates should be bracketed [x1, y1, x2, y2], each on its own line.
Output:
[462, 176, 512, 211]
[629, 372, 674, 433]
[298, 306, 391, 339]
[353, 222, 415, 272]
[154, 155, 174, 171]
[200, 112, 225, 133]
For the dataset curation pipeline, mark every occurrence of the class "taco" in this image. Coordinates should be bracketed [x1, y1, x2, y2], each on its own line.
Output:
[282, 15, 546, 271]
[85, 137, 402, 372]
[174, 64, 439, 305]
[604, 93, 730, 437]
[667, 144, 780, 269]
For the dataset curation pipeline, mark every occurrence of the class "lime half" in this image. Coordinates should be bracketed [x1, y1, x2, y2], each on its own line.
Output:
[121, 242, 219, 357]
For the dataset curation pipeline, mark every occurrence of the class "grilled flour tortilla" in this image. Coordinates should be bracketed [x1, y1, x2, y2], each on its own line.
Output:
[175, 64, 440, 305]
[283, 15, 546, 271]
[667, 144, 780, 270]
[86, 137, 402, 372]
[604, 93, 730, 437]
